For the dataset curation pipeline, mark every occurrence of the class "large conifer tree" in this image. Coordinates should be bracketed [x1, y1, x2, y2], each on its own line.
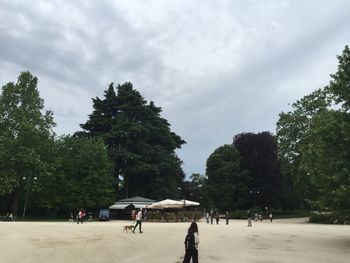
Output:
[79, 82, 185, 199]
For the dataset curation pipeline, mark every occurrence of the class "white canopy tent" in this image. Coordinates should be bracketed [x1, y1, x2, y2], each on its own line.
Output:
[146, 199, 200, 209]
[146, 199, 183, 209]
[181, 199, 200, 207]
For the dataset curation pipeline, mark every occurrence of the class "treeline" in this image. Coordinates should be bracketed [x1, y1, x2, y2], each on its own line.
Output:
[1, 45, 349, 218]
[188, 45, 350, 218]
[0, 74, 185, 217]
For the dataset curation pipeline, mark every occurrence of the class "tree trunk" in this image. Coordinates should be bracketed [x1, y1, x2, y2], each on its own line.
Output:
[125, 175, 129, 198]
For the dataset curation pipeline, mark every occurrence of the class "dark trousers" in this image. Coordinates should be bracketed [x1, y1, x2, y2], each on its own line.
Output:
[133, 220, 142, 233]
[183, 248, 198, 263]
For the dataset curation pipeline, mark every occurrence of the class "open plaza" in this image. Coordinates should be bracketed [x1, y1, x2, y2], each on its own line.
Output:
[1, 218, 349, 263]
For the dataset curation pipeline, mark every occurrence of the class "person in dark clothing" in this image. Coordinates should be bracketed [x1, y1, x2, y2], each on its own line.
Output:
[215, 213, 219, 225]
[183, 222, 199, 263]
[247, 210, 252, 227]
[225, 211, 229, 225]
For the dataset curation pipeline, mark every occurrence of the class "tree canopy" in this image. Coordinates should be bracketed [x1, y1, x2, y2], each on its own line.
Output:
[206, 145, 248, 211]
[79, 82, 186, 200]
[0, 71, 56, 215]
[276, 45, 350, 214]
[233, 132, 283, 209]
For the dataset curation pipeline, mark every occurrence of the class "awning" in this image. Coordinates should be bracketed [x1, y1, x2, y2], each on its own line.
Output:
[181, 199, 200, 207]
[146, 199, 184, 209]
[109, 203, 151, 210]
[109, 204, 129, 210]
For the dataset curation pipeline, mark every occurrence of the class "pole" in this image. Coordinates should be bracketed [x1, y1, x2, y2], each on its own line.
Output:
[22, 174, 31, 220]
[22, 173, 36, 220]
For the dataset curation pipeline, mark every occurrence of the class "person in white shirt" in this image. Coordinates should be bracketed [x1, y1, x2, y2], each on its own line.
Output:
[133, 208, 143, 233]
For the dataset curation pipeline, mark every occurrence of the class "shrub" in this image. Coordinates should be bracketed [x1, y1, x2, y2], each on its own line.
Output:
[230, 210, 247, 219]
[165, 212, 176, 222]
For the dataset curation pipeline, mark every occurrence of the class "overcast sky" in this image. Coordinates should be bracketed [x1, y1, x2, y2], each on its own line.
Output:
[1, 0, 349, 178]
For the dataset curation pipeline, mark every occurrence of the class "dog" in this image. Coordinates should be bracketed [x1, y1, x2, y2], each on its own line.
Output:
[122, 225, 134, 233]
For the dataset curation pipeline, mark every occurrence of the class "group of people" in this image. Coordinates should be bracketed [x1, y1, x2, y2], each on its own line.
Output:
[205, 210, 230, 225]
[247, 210, 273, 227]
[130, 208, 274, 262]
[68, 209, 88, 224]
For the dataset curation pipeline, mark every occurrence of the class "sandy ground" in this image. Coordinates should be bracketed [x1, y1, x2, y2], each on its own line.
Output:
[0, 218, 349, 263]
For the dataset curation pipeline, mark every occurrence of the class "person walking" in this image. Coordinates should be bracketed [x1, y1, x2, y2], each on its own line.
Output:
[225, 211, 229, 225]
[215, 212, 219, 225]
[206, 212, 209, 224]
[77, 209, 83, 224]
[247, 210, 252, 227]
[133, 208, 143, 233]
[269, 212, 273, 223]
[182, 221, 199, 263]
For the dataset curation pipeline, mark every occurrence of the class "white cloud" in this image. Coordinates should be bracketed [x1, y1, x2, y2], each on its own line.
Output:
[0, 0, 349, 176]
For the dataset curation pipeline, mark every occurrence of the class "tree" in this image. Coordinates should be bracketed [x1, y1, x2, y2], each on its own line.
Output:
[79, 82, 185, 200]
[276, 45, 350, 214]
[0, 71, 55, 215]
[206, 145, 248, 211]
[34, 136, 115, 215]
[233, 132, 283, 209]
[329, 45, 350, 112]
[298, 110, 350, 213]
[276, 88, 331, 205]
[180, 173, 208, 207]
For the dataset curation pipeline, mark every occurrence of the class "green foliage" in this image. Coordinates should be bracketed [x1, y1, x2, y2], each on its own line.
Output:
[34, 136, 115, 213]
[181, 173, 208, 207]
[229, 210, 247, 219]
[276, 45, 350, 214]
[329, 45, 350, 111]
[79, 82, 185, 200]
[0, 71, 56, 214]
[206, 145, 248, 211]
[233, 132, 283, 209]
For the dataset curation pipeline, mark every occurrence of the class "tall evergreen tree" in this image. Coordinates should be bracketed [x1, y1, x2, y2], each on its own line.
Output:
[79, 82, 185, 199]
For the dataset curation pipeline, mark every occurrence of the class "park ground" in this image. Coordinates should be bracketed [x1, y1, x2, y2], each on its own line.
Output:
[0, 218, 349, 263]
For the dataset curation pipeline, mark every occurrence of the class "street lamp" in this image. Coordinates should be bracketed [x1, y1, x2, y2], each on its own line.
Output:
[249, 188, 260, 207]
[22, 174, 37, 220]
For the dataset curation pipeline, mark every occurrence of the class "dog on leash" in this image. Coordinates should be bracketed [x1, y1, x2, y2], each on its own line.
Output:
[122, 225, 134, 233]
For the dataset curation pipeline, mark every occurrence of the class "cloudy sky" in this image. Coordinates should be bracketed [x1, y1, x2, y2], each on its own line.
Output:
[1, 0, 349, 178]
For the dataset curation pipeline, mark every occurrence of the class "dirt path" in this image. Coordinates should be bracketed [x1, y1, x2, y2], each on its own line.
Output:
[0, 218, 349, 262]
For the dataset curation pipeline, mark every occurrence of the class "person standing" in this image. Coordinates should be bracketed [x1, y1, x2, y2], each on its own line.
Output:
[269, 212, 273, 223]
[133, 208, 143, 233]
[225, 211, 229, 225]
[215, 212, 219, 225]
[206, 212, 209, 224]
[247, 210, 252, 227]
[183, 222, 199, 263]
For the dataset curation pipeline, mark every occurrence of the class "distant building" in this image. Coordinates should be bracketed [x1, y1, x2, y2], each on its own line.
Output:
[109, 196, 155, 219]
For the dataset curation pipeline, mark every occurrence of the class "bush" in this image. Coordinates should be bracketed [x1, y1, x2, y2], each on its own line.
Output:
[165, 212, 176, 222]
[309, 213, 334, 224]
[309, 212, 350, 225]
[230, 210, 247, 219]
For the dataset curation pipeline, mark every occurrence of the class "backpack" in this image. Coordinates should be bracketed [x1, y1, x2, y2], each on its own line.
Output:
[184, 233, 195, 249]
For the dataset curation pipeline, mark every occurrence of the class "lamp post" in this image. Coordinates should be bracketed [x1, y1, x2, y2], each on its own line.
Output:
[249, 188, 260, 207]
[22, 174, 37, 220]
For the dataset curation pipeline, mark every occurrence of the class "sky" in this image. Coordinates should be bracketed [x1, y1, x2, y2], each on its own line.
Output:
[1, 0, 349, 178]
